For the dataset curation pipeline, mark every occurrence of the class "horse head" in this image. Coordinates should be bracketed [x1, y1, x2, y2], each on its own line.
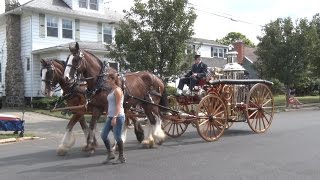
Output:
[64, 42, 85, 82]
[41, 59, 56, 96]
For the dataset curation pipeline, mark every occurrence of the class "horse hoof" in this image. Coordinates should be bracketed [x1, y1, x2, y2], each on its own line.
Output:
[156, 139, 164, 145]
[56, 145, 68, 156]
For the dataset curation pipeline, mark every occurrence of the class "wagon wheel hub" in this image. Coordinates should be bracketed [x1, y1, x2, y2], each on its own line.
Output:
[209, 115, 215, 122]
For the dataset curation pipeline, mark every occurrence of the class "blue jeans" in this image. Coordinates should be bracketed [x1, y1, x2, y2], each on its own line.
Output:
[101, 115, 125, 150]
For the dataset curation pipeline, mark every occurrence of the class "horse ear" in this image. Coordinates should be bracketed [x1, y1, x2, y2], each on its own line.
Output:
[40, 59, 45, 65]
[75, 42, 79, 51]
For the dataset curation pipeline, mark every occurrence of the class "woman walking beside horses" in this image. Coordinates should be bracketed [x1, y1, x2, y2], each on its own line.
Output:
[101, 73, 126, 164]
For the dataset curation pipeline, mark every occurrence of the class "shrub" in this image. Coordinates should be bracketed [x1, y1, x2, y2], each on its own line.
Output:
[310, 90, 319, 96]
[31, 96, 61, 109]
[166, 86, 177, 95]
[270, 78, 285, 95]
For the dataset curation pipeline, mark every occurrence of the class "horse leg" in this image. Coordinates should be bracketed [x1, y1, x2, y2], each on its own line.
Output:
[131, 117, 144, 142]
[151, 111, 166, 145]
[140, 117, 154, 148]
[56, 114, 79, 156]
[78, 115, 91, 152]
[85, 109, 102, 154]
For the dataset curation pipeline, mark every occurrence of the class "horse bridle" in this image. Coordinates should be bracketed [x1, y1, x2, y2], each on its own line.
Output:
[41, 61, 60, 92]
[66, 50, 85, 74]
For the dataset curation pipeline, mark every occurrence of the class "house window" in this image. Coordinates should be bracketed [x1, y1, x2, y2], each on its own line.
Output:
[79, 0, 87, 8]
[218, 49, 223, 58]
[103, 25, 112, 44]
[224, 48, 227, 57]
[26, 57, 30, 71]
[62, 19, 73, 39]
[47, 16, 58, 37]
[89, 0, 98, 10]
[213, 48, 218, 57]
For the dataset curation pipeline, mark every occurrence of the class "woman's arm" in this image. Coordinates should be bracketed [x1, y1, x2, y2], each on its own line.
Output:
[113, 87, 123, 118]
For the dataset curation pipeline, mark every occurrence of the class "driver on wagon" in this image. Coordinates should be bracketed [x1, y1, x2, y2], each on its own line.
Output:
[177, 54, 208, 94]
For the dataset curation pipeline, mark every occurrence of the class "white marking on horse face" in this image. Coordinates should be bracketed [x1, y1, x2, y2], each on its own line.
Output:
[41, 68, 48, 95]
[64, 55, 74, 80]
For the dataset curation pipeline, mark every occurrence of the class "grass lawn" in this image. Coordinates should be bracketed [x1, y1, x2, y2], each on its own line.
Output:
[274, 95, 320, 106]
[0, 133, 34, 139]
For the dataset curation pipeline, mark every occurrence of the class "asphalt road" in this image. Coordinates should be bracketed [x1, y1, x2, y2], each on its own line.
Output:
[1, 108, 320, 180]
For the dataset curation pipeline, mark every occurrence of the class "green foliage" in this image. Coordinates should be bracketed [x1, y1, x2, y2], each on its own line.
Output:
[255, 17, 310, 88]
[31, 97, 60, 109]
[108, 0, 197, 77]
[270, 78, 285, 95]
[165, 85, 177, 95]
[216, 32, 255, 47]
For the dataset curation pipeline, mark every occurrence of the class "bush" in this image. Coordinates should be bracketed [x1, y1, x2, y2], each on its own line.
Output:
[310, 90, 319, 96]
[270, 78, 285, 95]
[31, 96, 61, 109]
[166, 86, 177, 95]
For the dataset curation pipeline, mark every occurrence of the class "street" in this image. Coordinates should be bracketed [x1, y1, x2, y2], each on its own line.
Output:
[0, 108, 320, 180]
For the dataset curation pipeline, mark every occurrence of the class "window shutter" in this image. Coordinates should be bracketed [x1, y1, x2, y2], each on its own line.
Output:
[75, 19, 80, 41]
[97, 22, 102, 42]
[39, 13, 45, 38]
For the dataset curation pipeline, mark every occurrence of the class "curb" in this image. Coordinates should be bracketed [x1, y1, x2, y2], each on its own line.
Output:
[0, 136, 40, 144]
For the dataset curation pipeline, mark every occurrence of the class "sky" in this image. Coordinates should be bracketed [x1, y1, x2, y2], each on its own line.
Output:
[7, 0, 320, 45]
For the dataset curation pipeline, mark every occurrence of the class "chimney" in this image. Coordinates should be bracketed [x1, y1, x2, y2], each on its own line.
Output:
[233, 40, 244, 64]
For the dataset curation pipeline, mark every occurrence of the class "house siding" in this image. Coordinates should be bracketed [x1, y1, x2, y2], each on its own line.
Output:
[0, 22, 6, 95]
[80, 20, 98, 41]
[21, 14, 33, 97]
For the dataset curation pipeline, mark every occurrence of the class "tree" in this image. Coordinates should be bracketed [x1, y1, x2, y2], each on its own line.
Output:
[108, 0, 197, 77]
[216, 32, 255, 47]
[255, 17, 310, 106]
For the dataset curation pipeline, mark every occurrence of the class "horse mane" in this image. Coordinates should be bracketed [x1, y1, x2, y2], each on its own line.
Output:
[52, 59, 66, 67]
[83, 50, 104, 68]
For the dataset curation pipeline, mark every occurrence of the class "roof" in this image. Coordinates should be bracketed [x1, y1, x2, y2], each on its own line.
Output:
[244, 46, 257, 63]
[201, 57, 227, 68]
[32, 41, 108, 54]
[190, 37, 228, 47]
[2, 0, 123, 22]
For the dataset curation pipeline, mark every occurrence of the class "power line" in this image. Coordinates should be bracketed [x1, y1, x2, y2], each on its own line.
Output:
[187, 2, 265, 27]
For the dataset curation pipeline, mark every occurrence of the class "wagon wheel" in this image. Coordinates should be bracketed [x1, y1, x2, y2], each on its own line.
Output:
[196, 94, 227, 142]
[162, 96, 188, 138]
[246, 83, 274, 133]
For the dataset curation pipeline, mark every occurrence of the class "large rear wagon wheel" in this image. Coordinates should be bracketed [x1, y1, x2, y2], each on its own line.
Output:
[162, 96, 188, 138]
[246, 83, 274, 133]
[196, 94, 227, 142]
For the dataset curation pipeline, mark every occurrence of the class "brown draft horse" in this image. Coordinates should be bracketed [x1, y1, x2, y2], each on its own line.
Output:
[41, 59, 91, 156]
[64, 42, 167, 149]
[41, 59, 129, 155]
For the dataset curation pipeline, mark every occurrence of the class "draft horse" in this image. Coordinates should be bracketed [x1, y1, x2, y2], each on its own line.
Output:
[41, 59, 91, 156]
[41, 59, 130, 155]
[64, 42, 167, 149]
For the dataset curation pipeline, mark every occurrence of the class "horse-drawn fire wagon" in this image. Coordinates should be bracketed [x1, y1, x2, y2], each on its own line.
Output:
[161, 46, 274, 142]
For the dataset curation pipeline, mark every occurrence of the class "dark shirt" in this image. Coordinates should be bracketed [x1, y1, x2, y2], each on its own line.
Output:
[185, 62, 208, 79]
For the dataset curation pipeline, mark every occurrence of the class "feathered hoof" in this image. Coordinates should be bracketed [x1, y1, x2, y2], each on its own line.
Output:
[156, 139, 164, 145]
[141, 140, 154, 148]
[81, 144, 88, 152]
[56, 145, 69, 156]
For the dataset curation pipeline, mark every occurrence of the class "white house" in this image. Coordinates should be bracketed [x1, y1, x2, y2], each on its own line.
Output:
[0, 0, 122, 102]
[189, 38, 229, 68]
